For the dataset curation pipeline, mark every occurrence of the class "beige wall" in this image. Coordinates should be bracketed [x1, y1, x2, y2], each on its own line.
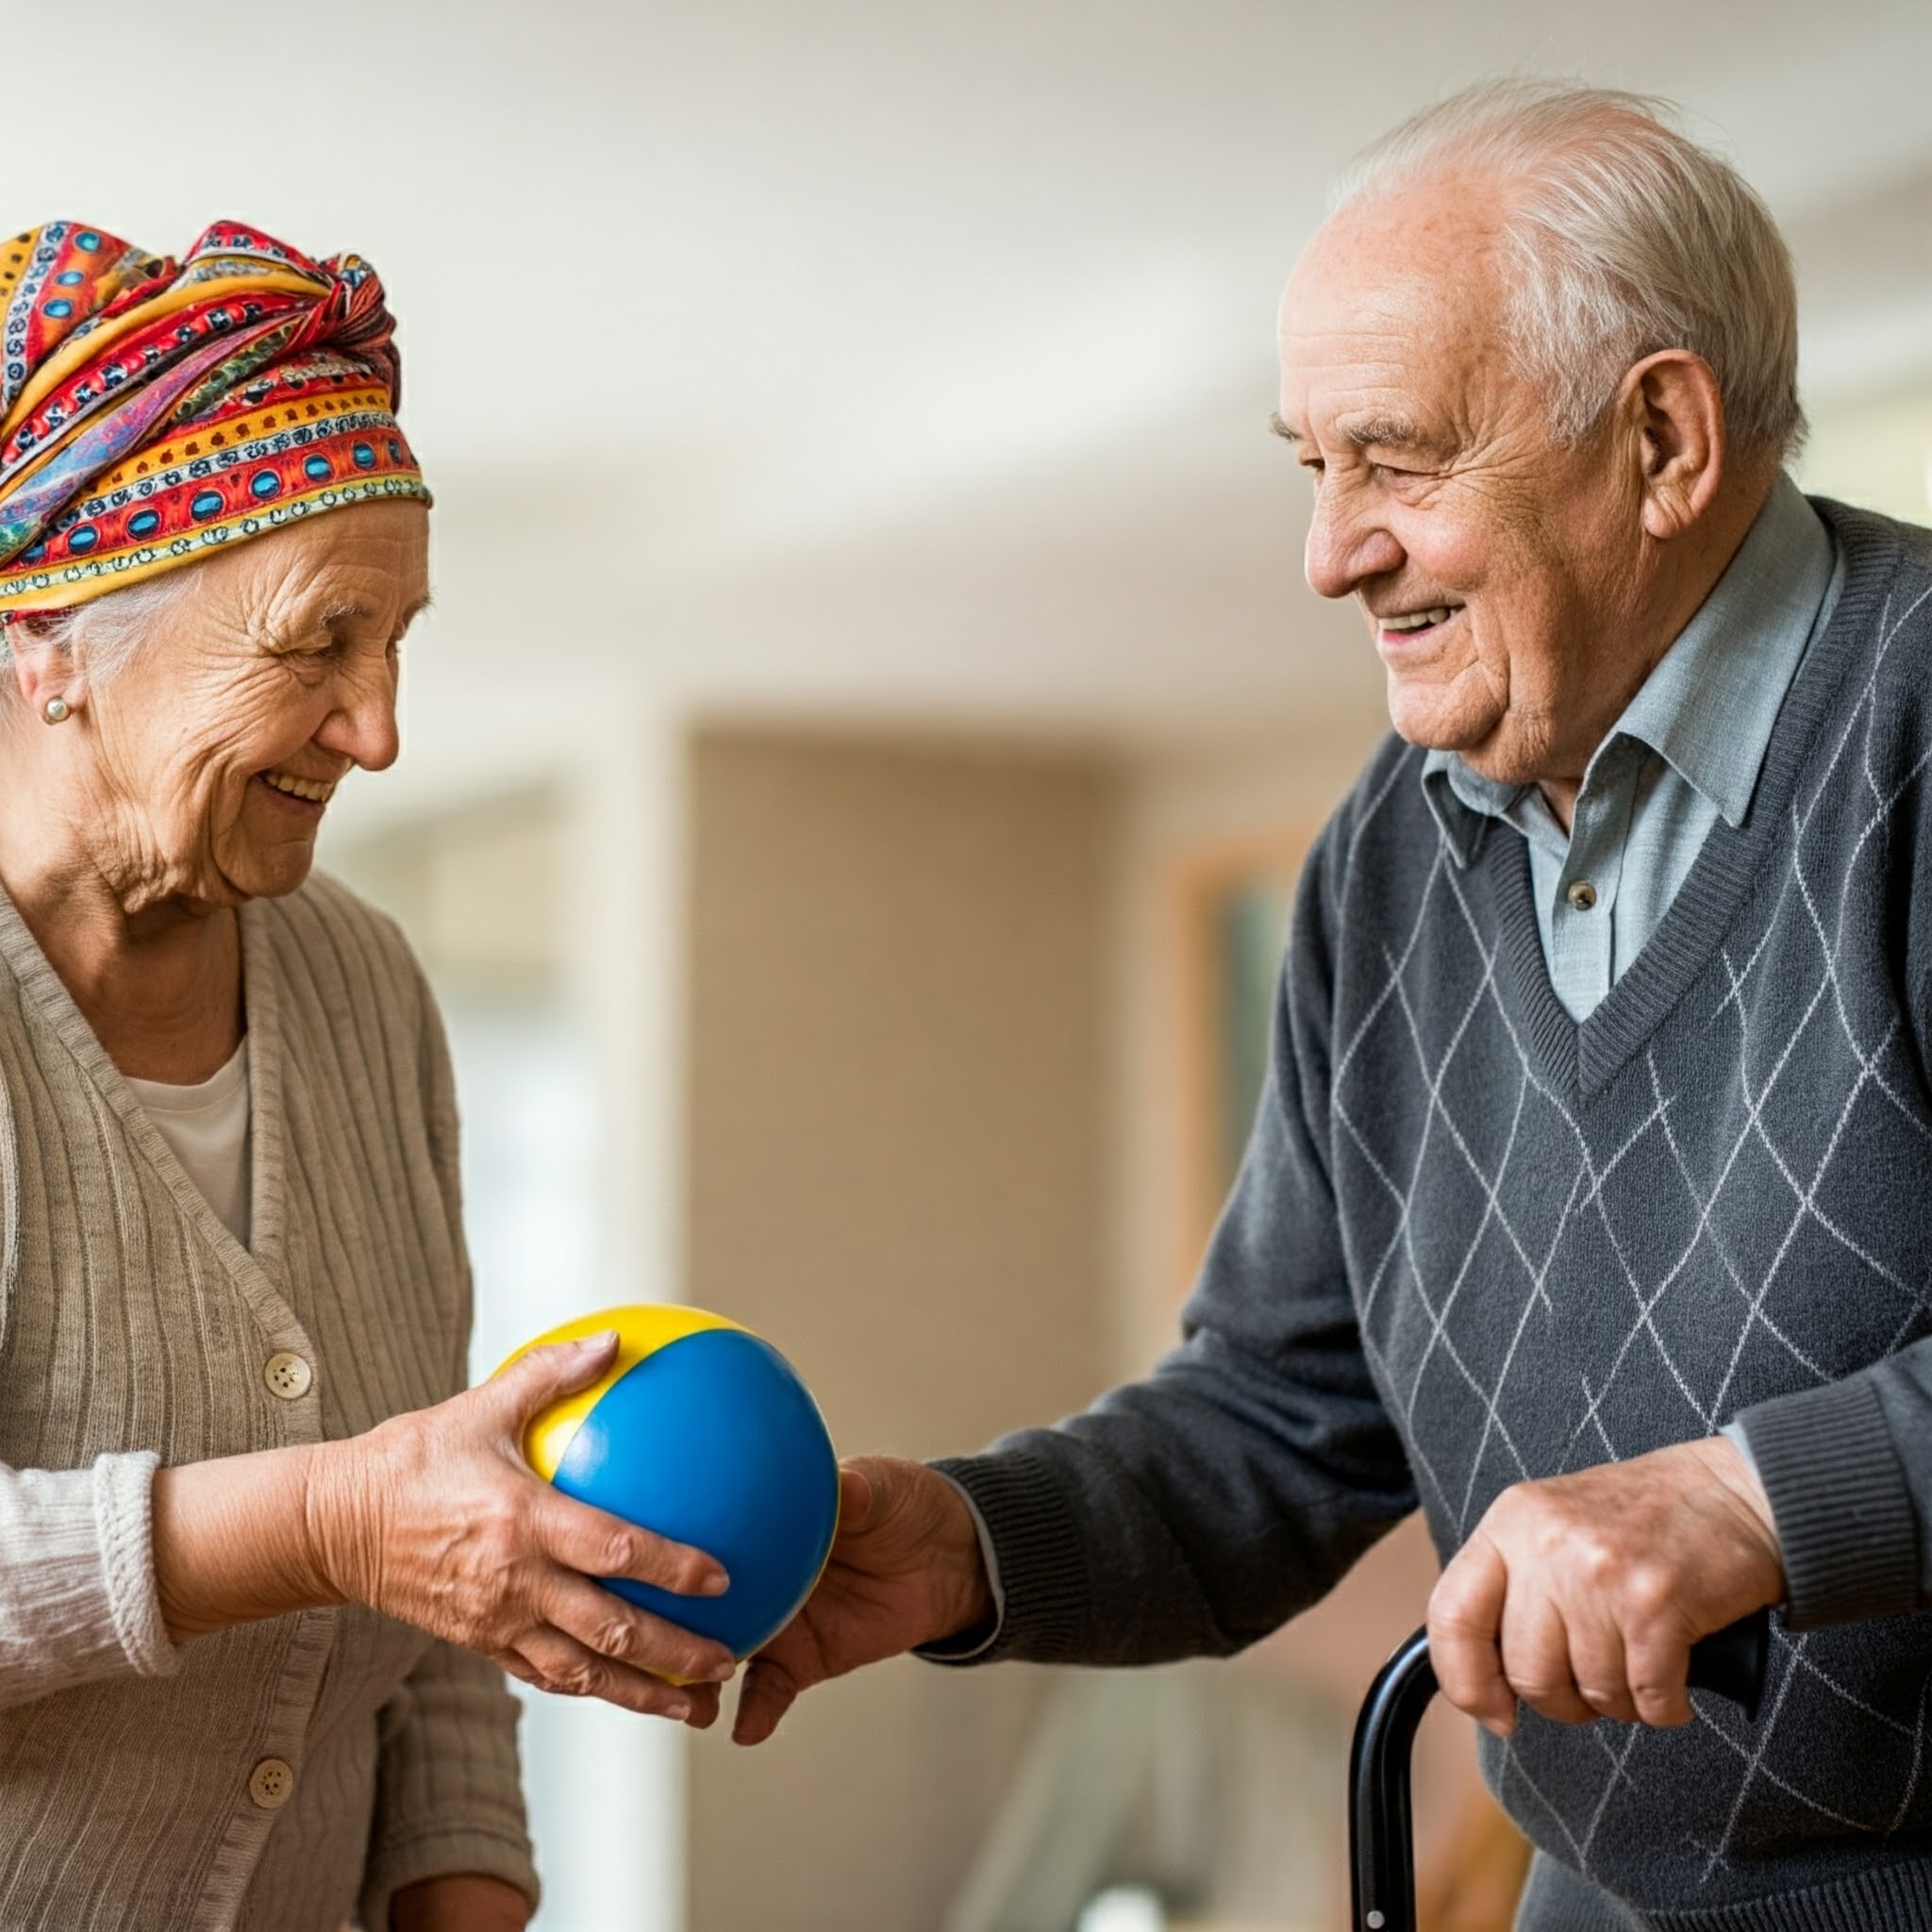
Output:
[1799, 379, 1932, 526]
[684, 731, 1120, 1932]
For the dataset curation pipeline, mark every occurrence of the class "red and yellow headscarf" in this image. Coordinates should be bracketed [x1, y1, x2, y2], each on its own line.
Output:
[0, 219, 427, 615]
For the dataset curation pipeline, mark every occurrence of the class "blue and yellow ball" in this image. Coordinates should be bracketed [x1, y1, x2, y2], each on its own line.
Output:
[498, 1305, 840, 1658]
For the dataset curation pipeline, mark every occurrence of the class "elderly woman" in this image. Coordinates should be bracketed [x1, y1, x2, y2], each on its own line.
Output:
[0, 222, 736, 1932]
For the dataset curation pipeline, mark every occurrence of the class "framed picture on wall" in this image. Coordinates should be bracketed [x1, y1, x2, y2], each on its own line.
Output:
[1169, 827, 1317, 1282]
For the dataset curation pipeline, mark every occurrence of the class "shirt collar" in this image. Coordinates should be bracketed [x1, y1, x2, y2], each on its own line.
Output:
[1422, 474, 1839, 865]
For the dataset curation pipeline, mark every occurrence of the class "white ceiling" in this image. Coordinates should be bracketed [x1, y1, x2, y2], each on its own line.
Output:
[8, 0, 1931, 822]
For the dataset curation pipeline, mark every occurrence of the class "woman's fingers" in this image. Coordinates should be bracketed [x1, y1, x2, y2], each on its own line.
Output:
[541, 1569, 737, 1688]
[484, 1333, 620, 1431]
[533, 1488, 728, 1601]
[508, 1630, 707, 1722]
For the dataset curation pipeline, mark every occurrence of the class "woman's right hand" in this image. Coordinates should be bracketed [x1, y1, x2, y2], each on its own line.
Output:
[308, 1334, 738, 1724]
[154, 1333, 738, 1726]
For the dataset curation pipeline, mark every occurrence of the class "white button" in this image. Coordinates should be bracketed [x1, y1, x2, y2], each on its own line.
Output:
[1566, 879, 1599, 911]
[248, 1757, 294, 1809]
[263, 1352, 312, 1401]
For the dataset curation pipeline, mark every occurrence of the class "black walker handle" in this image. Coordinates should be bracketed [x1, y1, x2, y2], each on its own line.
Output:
[1347, 1607, 1771, 1932]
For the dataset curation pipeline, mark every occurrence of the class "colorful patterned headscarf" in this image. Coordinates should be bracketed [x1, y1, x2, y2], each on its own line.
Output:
[0, 219, 427, 616]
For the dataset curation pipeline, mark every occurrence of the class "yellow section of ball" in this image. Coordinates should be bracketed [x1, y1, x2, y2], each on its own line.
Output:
[492, 1304, 746, 1480]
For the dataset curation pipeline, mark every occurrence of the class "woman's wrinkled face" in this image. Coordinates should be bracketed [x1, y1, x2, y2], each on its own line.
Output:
[71, 500, 429, 911]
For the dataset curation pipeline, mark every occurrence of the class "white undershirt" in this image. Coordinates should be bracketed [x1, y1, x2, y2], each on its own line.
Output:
[125, 1040, 252, 1246]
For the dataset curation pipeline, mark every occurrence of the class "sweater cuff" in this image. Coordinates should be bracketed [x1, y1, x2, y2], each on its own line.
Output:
[921, 1450, 1089, 1665]
[0, 1451, 180, 1695]
[1737, 1375, 1919, 1629]
[917, 1473, 1008, 1660]
[93, 1452, 178, 1678]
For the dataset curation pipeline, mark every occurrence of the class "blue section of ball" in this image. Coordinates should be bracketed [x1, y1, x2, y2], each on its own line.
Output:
[551, 1328, 839, 1657]
[66, 525, 97, 554]
[250, 470, 281, 500]
[128, 509, 160, 538]
[304, 455, 332, 481]
[190, 489, 225, 520]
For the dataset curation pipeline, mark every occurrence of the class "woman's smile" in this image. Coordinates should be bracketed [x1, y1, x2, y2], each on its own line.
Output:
[256, 768, 340, 812]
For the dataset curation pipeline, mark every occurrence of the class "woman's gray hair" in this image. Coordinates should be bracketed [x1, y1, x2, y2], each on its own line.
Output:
[1331, 78, 1805, 461]
[0, 571, 194, 688]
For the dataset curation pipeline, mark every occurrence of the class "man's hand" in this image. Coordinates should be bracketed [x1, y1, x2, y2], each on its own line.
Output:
[1429, 1435, 1784, 1737]
[391, 1874, 530, 1930]
[732, 1456, 994, 1745]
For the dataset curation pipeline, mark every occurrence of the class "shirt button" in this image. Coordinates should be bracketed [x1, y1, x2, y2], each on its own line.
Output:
[248, 1757, 294, 1809]
[262, 1352, 312, 1401]
[1566, 879, 1599, 911]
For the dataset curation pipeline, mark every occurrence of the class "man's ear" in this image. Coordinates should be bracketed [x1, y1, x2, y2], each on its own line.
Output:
[1620, 350, 1726, 541]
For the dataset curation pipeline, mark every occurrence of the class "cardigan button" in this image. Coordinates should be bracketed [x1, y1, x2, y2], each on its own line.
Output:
[248, 1758, 294, 1809]
[1566, 879, 1599, 911]
[263, 1352, 312, 1401]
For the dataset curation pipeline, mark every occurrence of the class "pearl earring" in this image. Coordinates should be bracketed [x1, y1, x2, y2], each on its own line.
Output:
[42, 696, 70, 724]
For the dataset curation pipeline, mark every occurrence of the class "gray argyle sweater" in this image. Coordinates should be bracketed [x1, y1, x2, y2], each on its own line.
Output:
[939, 501, 1932, 1929]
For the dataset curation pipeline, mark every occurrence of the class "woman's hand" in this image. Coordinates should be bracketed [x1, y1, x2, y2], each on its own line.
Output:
[309, 1335, 739, 1721]
[155, 1335, 739, 1724]
[732, 1455, 994, 1745]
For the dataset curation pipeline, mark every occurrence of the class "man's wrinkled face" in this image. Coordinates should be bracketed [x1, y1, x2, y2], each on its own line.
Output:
[70, 500, 429, 912]
[1276, 175, 1647, 790]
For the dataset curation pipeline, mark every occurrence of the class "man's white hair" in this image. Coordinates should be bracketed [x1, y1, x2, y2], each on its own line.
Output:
[1332, 78, 1805, 460]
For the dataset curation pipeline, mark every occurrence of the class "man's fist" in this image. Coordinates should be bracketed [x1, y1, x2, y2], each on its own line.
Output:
[1428, 1435, 1784, 1736]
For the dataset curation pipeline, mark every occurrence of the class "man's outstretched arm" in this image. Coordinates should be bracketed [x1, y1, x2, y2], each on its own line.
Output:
[737, 819, 1419, 1741]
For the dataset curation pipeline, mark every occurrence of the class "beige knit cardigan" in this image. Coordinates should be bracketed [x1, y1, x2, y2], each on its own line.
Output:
[0, 873, 538, 1930]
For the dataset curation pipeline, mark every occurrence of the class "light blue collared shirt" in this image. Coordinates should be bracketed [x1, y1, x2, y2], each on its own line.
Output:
[1421, 474, 1842, 1021]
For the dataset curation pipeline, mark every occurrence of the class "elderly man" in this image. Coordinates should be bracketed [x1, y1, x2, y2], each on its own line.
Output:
[739, 80, 1932, 1930]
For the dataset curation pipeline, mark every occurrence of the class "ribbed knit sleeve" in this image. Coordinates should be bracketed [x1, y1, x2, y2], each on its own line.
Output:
[358, 1642, 539, 1928]
[0, 1451, 179, 1707]
[1739, 1356, 1925, 1629]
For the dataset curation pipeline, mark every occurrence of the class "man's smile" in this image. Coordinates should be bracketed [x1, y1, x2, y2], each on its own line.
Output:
[1371, 602, 1466, 654]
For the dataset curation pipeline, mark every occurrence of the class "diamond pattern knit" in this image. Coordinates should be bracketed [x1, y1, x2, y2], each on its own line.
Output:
[939, 502, 1932, 1927]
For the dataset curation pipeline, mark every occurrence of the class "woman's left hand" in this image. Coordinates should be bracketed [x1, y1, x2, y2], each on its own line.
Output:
[391, 1873, 530, 1930]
